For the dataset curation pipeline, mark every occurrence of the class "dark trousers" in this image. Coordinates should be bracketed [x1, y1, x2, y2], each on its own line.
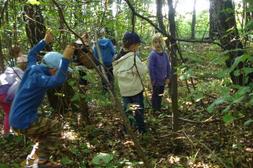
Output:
[152, 85, 165, 112]
[101, 64, 114, 91]
[79, 69, 88, 86]
[122, 91, 146, 133]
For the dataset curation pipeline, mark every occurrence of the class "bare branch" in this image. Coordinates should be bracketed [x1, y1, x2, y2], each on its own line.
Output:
[124, 0, 222, 48]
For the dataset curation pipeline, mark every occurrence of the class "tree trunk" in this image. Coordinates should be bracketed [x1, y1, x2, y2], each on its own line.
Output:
[156, 0, 166, 32]
[209, 0, 218, 39]
[24, 5, 46, 47]
[167, 0, 178, 131]
[191, 0, 196, 39]
[210, 0, 244, 85]
[0, 38, 4, 73]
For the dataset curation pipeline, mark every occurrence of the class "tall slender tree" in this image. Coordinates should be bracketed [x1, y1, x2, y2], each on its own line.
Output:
[156, 0, 166, 32]
[167, 0, 178, 130]
[209, 0, 218, 39]
[0, 38, 4, 73]
[191, 0, 196, 39]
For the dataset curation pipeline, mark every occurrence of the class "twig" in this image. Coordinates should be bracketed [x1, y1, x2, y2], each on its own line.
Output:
[23, 14, 46, 27]
[162, 114, 220, 124]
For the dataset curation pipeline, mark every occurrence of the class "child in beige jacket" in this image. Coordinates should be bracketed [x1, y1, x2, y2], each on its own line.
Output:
[113, 32, 147, 133]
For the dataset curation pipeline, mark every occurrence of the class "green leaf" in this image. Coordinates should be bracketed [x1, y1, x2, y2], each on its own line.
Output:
[223, 114, 235, 124]
[0, 163, 9, 168]
[230, 54, 250, 72]
[244, 119, 253, 127]
[92, 152, 113, 166]
[61, 156, 73, 165]
[27, 0, 40, 5]
[207, 97, 226, 113]
[71, 94, 81, 102]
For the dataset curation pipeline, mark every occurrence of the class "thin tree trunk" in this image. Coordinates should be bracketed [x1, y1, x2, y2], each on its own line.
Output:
[191, 0, 196, 39]
[209, 0, 218, 39]
[0, 38, 4, 73]
[167, 0, 178, 131]
[24, 5, 46, 47]
[156, 0, 166, 32]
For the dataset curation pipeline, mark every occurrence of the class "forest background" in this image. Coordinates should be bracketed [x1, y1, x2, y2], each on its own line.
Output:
[0, 0, 253, 167]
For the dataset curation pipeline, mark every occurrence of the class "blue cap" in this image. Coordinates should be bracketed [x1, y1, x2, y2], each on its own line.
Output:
[122, 32, 141, 46]
[42, 52, 63, 69]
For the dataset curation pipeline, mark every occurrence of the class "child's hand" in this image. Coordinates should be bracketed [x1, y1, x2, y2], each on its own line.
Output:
[44, 29, 53, 44]
[165, 79, 170, 85]
[63, 44, 75, 60]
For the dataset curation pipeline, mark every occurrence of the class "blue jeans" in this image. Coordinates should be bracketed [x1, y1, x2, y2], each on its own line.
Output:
[122, 91, 146, 133]
[152, 85, 165, 112]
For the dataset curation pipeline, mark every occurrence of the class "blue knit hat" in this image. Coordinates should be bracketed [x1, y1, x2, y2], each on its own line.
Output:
[42, 52, 63, 69]
[122, 32, 142, 46]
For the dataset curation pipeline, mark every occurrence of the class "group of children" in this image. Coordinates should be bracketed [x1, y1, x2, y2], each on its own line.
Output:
[113, 32, 170, 134]
[0, 30, 170, 167]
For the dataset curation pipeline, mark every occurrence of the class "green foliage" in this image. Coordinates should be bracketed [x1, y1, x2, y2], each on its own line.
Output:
[244, 119, 253, 126]
[0, 163, 9, 168]
[223, 114, 235, 124]
[61, 156, 73, 165]
[27, 0, 40, 5]
[91, 152, 114, 167]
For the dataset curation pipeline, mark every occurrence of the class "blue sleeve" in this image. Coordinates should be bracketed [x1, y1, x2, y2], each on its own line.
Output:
[109, 40, 115, 57]
[166, 53, 171, 78]
[28, 40, 47, 68]
[34, 58, 70, 88]
[148, 52, 156, 83]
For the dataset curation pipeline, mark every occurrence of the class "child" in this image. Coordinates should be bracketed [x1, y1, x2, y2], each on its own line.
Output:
[148, 33, 171, 113]
[93, 28, 115, 92]
[9, 30, 75, 167]
[113, 32, 147, 133]
[0, 55, 27, 134]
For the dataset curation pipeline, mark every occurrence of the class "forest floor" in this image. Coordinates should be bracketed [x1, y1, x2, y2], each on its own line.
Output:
[0, 43, 253, 168]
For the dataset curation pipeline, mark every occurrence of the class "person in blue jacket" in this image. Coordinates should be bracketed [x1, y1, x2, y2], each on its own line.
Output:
[93, 28, 115, 92]
[148, 33, 171, 114]
[9, 30, 75, 167]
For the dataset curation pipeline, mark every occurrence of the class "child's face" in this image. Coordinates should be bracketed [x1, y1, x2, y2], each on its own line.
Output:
[49, 68, 57, 75]
[17, 62, 27, 71]
[153, 38, 163, 51]
[18, 51, 23, 57]
[129, 43, 140, 52]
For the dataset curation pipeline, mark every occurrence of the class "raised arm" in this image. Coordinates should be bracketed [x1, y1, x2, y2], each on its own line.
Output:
[27, 30, 54, 68]
[34, 44, 75, 88]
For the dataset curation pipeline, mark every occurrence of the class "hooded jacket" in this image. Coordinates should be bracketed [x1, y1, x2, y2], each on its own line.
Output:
[0, 67, 24, 103]
[9, 40, 70, 129]
[113, 52, 147, 97]
[93, 38, 115, 66]
[148, 50, 171, 86]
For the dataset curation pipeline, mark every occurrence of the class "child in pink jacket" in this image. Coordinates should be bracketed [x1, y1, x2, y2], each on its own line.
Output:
[0, 55, 27, 134]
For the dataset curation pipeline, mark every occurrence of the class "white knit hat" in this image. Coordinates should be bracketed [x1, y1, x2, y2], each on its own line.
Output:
[17, 55, 28, 63]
